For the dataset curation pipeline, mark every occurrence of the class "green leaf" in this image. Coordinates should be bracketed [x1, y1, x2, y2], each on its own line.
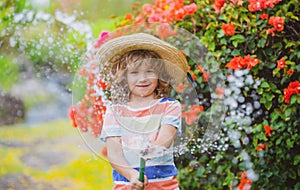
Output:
[230, 34, 245, 41]
[220, 38, 227, 45]
[290, 95, 297, 104]
[208, 42, 215, 51]
[288, 170, 297, 179]
[286, 139, 294, 148]
[196, 165, 205, 177]
[271, 111, 279, 121]
[231, 49, 240, 56]
[258, 38, 267, 48]
[232, 41, 238, 47]
[218, 30, 224, 38]
[276, 138, 282, 145]
[223, 172, 234, 186]
[265, 101, 272, 110]
[285, 107, 292, 117]
[266, 93, 275, 101]
[261, 81, 270, 88]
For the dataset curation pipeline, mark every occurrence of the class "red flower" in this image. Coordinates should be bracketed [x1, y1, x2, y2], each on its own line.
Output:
[225, 55, 260, 70]
[202, 71, 211, 82]
[238, 171, 252, 190]
[213, 0, 225, 13]
[264, 125, 274, 137]
[96, 79, 107, 91]
[174, 8, 185, 21]
[222, 23, 235, 36]
[287, 69, 294, 75]
[247, 0, 282, 12]
[226, 56, 243, 70]
[244, 54, 260, 70]
[268, 16, 284, 32]
[124, 13, 133, 21]
[176, 84, 185, 93]
[197, 65, 203, 72]
[283, 81, 300, 103]
[182, 105, 204, 125]
[215, 87, 225, 98]
[256, 144, 268, 151]
[277, 59, 286, 70]
[68, 106, 77, 128]
[191, 73, 197, 81]
[138, 1, 198, 24]
[101, 146, 108, 158]
[260, 13, 269, 20]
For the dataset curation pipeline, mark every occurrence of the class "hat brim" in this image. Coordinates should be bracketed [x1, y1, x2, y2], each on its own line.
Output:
[95, 33, 188, 86]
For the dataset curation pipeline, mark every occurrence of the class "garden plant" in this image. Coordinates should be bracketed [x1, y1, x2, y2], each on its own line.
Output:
[70, 0, 300, 189]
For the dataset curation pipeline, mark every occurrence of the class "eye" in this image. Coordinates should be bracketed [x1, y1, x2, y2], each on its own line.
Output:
[129, 71, 138, 74]
[147, 69, 155, 73]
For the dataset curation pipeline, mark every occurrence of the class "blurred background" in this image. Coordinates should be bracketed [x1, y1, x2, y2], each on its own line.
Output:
[0, 0, 149, 189]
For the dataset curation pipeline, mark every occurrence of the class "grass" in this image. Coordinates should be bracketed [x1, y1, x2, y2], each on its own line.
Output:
[0, 119, 114, 189]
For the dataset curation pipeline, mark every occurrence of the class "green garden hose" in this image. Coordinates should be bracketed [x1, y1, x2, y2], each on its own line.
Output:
[139, 157, 145, 182]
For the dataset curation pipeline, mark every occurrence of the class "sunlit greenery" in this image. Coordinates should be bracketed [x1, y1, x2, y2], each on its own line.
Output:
[0, 120, 113, 189]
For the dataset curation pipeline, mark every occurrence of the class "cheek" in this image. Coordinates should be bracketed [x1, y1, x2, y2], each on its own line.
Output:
[152, 79, 158, 87]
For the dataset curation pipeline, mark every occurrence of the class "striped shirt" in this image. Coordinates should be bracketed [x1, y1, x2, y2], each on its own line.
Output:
[100, 97, 181, 184]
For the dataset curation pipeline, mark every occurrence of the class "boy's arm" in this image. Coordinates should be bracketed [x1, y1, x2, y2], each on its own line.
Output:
[152, 124, 177, 148]
[106, 137, 148, 189]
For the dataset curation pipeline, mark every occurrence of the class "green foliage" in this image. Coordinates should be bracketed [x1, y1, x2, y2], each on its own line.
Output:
[0, 55, 19, 90]
[115, 0, 300, 189]
[176, 0, 300, 189]
[0, 120, 113, 189]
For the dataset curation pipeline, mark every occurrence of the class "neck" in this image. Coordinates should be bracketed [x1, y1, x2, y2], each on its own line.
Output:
[128, 95, 157, 108]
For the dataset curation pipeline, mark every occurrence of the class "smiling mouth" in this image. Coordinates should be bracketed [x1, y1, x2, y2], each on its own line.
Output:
[136, 84, 150, 88]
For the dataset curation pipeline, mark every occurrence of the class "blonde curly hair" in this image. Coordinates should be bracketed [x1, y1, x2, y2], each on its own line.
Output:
[109, 50, 173, 103]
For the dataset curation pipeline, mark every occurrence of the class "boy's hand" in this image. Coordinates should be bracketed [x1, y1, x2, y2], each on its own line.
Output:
[130, 173, 148, 190]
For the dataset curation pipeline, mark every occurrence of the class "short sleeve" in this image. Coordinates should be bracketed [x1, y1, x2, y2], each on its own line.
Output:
[99, 106, 121, 142]
[160, 99, 182, 136]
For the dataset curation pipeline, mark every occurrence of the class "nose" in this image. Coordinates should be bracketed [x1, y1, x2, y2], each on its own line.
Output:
[138, 72, 148, 82]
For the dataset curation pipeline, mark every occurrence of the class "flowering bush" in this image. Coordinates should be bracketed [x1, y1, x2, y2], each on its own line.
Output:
[109, 0, 300, 189]
[71, 0, 299, 189]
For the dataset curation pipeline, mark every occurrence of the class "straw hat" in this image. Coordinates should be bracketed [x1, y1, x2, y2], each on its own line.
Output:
[95, 33, 188, 86]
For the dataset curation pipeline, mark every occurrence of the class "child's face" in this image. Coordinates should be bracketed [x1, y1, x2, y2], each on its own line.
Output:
[126, 62, 158, 100]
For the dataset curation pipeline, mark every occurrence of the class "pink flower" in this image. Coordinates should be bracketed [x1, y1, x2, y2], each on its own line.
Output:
[148, 13, 162, 23]
[157, 23, 177, 39]
[183, 3, 198, 15]
[213, 0, 225, 13]
[231, 0, 239, 4]
[142, 4, 153, 15]
[94, 31, 110, 48]
[266, 28, 276, 36]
